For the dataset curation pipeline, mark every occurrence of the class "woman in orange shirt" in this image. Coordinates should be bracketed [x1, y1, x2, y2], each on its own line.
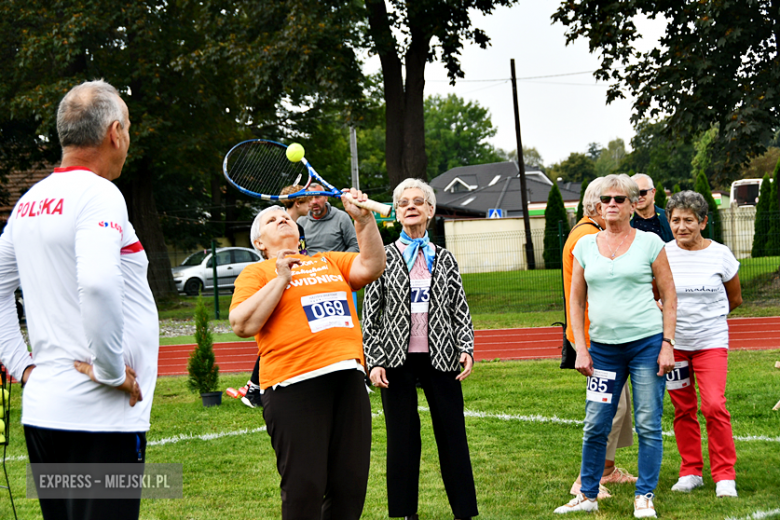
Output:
[229, 189, 385, 520]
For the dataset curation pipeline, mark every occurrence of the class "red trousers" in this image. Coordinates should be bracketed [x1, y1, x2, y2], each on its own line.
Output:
[668, 348, 736, 482]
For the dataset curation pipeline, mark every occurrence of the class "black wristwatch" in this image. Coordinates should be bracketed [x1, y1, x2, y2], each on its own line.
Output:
[663, 337, 676, 347]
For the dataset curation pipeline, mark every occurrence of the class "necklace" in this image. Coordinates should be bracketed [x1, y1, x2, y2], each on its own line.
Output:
[605, 231, 629, 259]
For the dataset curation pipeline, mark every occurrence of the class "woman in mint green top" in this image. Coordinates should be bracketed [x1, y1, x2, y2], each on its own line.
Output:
[573, 229, 664, 343]
[554, 174, 677, 519]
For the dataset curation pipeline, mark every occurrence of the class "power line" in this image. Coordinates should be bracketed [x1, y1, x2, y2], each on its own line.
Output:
[427, 70, 595, 83]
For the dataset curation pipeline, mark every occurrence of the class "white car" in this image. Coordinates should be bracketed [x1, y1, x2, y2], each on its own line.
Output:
[172, 247, 262, 296]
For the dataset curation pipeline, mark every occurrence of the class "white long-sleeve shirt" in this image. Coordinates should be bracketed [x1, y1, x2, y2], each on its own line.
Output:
[0, 166, 158, 432]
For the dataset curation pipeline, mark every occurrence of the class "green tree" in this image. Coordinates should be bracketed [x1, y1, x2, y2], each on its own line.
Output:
[594, 138, 626, 177]
[655, 182, 667, 213]
[543, 183, 570, 269]
[499, 146, 545, 171]
[752, 173, 773, 258]
[549, 152, 596, 183]
[364, 0, 517, 188]
[424, 94, 503, 179]
[694, 170, 723, 243]
[673, 184, 682, 194]
[620, 119, 696, 190]
[0, 0, 365, 298]
[576, 180, 589, 221]
[187, 296, 219, 395]
[552, 1, 780, 177]
[767, 164, 780, 256]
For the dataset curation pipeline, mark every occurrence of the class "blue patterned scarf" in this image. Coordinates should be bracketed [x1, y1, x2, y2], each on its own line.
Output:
[399, 230, 436, 273]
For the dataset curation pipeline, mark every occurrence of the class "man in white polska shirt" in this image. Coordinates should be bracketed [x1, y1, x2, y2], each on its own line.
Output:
[0, 80, 157, 520]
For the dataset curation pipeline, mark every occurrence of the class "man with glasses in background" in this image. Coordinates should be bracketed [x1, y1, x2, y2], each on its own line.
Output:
[630, 174, 674, 242]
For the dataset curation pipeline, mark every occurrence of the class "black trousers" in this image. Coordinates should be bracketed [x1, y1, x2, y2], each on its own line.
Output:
[382, 353, 478, 518]
[261, 369, 371, 520]
[24, 426, 146, 520]
[250, 355, 261, 386]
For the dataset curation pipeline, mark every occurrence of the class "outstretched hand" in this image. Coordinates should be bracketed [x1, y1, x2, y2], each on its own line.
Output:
[74, 361, 143, 407]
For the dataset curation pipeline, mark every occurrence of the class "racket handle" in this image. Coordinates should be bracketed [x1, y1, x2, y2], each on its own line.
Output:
[343, 194, 392, 217]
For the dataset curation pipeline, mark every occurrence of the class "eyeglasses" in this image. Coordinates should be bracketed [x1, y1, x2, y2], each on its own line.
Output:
[397, 197, 427, 208]
[639, 189, 653, 196]
[600, 195, 628, 204]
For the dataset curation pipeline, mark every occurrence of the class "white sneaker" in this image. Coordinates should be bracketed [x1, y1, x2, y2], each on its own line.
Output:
[716, 480, 738, 497]
[554, 494, 598, 514]
[671, 474, 704, 492]
[634, 493, 657, 519]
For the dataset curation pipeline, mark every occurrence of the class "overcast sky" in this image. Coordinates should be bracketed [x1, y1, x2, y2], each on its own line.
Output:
[364, 1, 665, 168]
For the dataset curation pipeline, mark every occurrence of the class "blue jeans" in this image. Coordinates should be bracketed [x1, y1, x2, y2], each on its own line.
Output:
[580, 333, 665, 498]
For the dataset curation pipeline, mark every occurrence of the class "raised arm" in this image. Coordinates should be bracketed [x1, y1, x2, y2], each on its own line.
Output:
[341, 189, 386, 290]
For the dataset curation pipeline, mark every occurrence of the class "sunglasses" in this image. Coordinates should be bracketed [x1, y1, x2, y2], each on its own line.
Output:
[600, 195, 628, 204]
[639, 189, 653, 196]
[397, 197, 427, 208]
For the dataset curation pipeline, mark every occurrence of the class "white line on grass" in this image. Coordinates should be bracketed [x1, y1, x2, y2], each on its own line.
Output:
[725, 508, 780, 520]
[147, 426, 267, 446]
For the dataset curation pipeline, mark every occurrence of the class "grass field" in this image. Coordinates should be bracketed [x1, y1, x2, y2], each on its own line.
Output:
[2, 350, 779, 519]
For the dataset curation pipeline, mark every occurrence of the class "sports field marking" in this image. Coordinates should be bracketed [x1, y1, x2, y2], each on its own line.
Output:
[148, 426, 267, 446]
[725, 508, 780, 520]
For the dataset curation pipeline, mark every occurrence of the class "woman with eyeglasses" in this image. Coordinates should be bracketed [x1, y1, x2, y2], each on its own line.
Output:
[555, 174, 677, 519]
[363, 178, 478, 520]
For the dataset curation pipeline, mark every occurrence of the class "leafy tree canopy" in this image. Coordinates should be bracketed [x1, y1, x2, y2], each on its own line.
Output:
[620, 119, 696, 191]
[549, 152, 596, 183]
[424, 94, 502, 178]
[552, 0, 780, 173]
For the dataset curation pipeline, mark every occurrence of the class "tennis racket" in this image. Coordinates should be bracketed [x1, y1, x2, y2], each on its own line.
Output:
[222, 139, 392, 217]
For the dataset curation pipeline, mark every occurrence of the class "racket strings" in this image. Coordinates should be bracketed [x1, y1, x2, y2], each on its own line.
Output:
[226, 142, 308, 197]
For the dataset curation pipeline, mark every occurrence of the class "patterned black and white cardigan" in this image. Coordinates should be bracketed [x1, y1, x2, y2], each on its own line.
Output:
[362, 243, 474, 373]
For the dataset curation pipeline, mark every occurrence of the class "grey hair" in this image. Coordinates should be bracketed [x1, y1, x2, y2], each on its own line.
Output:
[666, 190, 708, 223]
[631, 173, 654, 189]
[582, 177, 605, 217]
[393, 178, 436, 215]
[601, 173, 640, 203]
[57, 80, 126, 148]
[250, 205, 285, 258]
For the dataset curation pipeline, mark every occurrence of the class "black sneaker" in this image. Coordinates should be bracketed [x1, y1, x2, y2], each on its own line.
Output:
[241, 385, 263, 409]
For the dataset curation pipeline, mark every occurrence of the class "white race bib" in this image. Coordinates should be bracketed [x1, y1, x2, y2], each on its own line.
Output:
[666, 360, 691, 391]
[410, 278, 431, 314]
[301, 291, 354, 333]
[586, 369, 617, 404]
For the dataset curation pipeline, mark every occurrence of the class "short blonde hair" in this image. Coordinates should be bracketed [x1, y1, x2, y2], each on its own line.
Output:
[280, 185, 311, 209]
[250, 205, 285, 258]
[582, 178, 604, 217]
[601, 174, 639, 203]
[393, 178, 436, 215]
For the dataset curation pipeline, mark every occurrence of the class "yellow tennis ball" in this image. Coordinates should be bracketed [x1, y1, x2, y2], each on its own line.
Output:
[286, 143, 305, 162]
[0, 421, 4, 434]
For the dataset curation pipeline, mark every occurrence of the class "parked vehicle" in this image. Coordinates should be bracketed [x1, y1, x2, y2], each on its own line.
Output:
[172, 247, 261, 296]
[730, 178, 767, 207]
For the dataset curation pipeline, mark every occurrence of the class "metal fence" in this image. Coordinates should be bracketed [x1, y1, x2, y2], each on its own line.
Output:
[442, 208, 780, 314]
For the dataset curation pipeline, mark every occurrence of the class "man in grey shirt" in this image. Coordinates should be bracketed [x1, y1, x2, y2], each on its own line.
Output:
[298, 184, 359, 253]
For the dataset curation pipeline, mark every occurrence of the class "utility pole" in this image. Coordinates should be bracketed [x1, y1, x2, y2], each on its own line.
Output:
[511, 59, 536, 270]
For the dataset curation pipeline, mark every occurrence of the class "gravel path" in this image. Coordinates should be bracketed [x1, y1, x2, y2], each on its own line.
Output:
[159, 320, 235, 338]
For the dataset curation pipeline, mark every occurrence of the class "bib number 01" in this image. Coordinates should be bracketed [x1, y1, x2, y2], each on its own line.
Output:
[665, 360, 691, 391]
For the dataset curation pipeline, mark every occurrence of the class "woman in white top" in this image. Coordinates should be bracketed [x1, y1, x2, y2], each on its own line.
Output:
[664, 191, 742, 498]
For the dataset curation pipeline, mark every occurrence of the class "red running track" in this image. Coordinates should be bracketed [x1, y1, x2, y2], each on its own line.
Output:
[157, 316, 780, 377]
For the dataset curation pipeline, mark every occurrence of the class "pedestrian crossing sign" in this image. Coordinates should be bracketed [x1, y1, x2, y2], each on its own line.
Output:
[488, 208, 503, 219]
